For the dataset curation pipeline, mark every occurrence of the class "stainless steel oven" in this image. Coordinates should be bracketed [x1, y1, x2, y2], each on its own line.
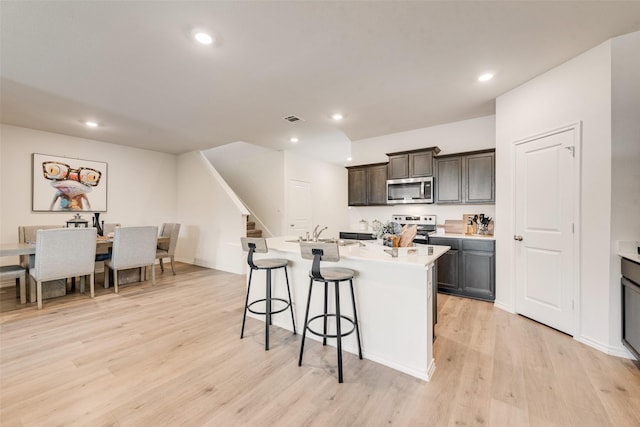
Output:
[386, 176, 433, 204]
[391, 214, 437, 245]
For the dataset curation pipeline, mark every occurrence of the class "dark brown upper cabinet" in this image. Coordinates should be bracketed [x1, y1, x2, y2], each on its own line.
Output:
[347, 163, 388, 206]
[386, 147, 441, 179]
[435, 149, 495, 204]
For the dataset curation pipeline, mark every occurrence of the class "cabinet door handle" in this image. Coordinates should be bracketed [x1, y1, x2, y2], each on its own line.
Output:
[514, 235, 523, 241]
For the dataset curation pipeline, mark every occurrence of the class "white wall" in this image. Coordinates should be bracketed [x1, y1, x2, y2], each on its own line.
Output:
[348, 116, 496, 229]
[283, 151, 350, 239]
[496, 40, 617, 353]
[204, 144, 349, 241]
[175, 151, 248, 274]
[610, 32, 640, 348]
[0, 124, 177, 265]
[204, 143, 284, 237]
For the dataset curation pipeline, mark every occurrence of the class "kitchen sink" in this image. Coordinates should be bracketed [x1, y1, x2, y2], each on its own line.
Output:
[285, 238, 335, 243]
[284, 238, 358, 246]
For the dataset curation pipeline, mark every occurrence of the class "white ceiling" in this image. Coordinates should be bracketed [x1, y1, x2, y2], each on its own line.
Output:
[2, 1, 640, 163]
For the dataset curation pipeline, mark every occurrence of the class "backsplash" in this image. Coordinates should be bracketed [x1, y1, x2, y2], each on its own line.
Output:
[348, 204, 496, 233]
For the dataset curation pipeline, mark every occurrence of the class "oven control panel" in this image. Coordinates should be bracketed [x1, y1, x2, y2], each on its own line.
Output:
[391, 214, 436, 226]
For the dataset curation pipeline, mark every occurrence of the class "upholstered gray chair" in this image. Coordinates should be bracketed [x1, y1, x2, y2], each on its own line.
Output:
[95, 223, 120, 262]
[28, 228, 97, 310]
[18, 225, 61, 302]
[156, 223, 180, 275]
[102, 223, 120, 236]
[0, 265, 26, 304]
[105, 226, 158, 293]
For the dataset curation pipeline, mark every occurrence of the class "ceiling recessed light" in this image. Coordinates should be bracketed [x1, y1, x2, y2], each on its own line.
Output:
[84, 121, 99, 128]
[347, 157, 352, 161]
[331, 113, 343, 121]
[194, 31, 214, 45]
[478, 73, 494, 82]
[290, 137, 299, 143]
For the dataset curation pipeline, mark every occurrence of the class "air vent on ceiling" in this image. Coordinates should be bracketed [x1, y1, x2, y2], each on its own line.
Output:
[283, 115, 304, 123]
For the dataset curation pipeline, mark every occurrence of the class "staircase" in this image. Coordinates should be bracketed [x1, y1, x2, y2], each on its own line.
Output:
[246, 218, 262, 238]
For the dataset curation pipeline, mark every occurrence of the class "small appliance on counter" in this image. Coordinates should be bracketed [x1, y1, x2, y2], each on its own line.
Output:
[66, 213, 89, 228]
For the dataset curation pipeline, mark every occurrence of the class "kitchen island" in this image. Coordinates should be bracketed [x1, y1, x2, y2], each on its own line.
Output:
[246, 237, 449, 381]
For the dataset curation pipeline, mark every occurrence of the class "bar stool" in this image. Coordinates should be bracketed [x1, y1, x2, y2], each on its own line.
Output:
[240, 237, 296, 351]
[298, 241, 362, 383]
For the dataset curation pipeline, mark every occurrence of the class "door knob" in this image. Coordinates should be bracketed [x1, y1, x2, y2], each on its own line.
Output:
[290, 224, 294, 227]
[514, 235, 523, 241]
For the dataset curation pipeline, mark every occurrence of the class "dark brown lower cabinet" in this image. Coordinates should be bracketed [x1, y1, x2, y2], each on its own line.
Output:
[430, 237, 495, 301]
[622, 258, 640, 360]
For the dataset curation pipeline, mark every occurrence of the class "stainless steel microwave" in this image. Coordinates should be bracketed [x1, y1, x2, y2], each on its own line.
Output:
[386, 176, 434, 204]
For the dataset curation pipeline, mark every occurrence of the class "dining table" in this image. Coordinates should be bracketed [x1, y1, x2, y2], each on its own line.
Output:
[0, 242, 36, 257]
[0, 236, 169, 257]
[0, 236, 170, 303]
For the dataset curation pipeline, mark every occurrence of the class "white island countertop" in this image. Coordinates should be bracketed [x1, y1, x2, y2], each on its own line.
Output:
[249, 236, 451, 381]
[267, 236, 450, 267]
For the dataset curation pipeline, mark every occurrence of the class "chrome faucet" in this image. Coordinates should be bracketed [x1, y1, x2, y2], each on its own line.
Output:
[313, 225, 328, 242]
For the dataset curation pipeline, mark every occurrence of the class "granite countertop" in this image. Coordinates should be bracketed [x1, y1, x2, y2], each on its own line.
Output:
[619, 241, 640, 263]
[267, 236, 450, 267]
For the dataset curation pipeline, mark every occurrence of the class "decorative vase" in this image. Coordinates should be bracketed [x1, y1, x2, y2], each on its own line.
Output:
[93, 213, 103, 236]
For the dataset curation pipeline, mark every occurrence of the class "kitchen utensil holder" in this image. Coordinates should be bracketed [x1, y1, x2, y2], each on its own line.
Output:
[476, 223, 489, 235]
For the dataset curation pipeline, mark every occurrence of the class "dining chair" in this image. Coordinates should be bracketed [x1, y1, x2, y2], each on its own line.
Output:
[102, 223, 120, 236]
[28, 228, 97, 310]
[105, 226, 158, 293]
[95, 223, 120, 262]
[18, 224, 67, 303]
[156, 223, 180, 275]
[0, 265, 27, 304]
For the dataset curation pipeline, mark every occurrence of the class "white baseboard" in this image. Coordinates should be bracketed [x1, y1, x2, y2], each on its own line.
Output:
[575, 335, 637, 360]
[493, 301, 515, 313]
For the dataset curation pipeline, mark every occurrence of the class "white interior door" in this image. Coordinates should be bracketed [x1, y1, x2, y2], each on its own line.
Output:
[286, 180, 312, 238]
[514, 126, 577, 335]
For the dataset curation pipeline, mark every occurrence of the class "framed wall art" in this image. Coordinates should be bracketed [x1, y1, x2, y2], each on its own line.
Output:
[32, 153, 108, 212]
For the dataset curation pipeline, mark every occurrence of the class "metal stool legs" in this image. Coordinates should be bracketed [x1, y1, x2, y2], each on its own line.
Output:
[298, 278, 314, 366]
[241, 265, 296, 351]
[240, 268, 255, 340]
[335, 280, 343, 383]
[284, 267, 297, 334]
[349, 279, 363, 359]
[298, 277, 362, 383]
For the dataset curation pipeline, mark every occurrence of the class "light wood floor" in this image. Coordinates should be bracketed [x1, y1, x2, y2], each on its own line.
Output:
[1, 263, 640, 426]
